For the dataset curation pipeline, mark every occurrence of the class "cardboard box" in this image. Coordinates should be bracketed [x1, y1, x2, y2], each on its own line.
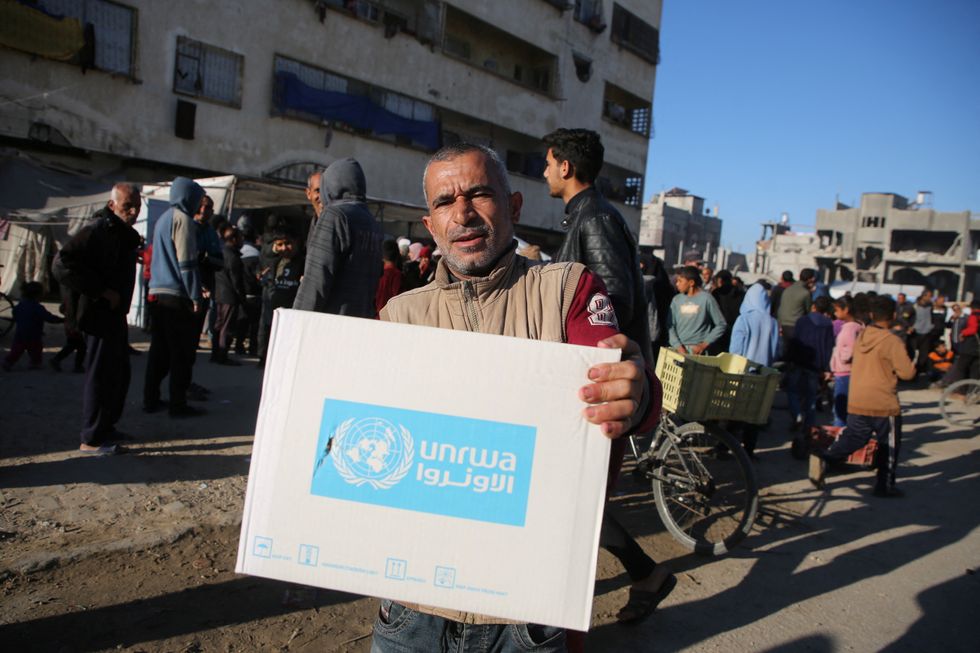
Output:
[236, 309, 620, 630]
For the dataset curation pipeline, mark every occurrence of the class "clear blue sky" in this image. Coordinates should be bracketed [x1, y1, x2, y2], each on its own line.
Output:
[645, 0, 980, 253]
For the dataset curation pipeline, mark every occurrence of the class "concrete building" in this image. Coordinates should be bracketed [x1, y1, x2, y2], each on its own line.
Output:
[0, 0, 661, 244]
[639, 187, 722, 268]
[751, 218, 822, 281]
[815, 192, 979, 300]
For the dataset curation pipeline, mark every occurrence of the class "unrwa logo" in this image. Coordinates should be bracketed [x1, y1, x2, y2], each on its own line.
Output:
[318, 417, 414, 490]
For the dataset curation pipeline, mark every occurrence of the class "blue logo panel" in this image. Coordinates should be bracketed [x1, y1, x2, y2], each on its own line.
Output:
[310, 399, 536, 526]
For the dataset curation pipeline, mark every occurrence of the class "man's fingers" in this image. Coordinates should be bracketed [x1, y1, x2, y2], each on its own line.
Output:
[579, 378, 636, 404]
[582, 399, 636, 438]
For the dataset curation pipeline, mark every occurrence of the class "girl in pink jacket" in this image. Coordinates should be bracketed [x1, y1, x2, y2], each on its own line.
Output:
[830, 296, 864, 426]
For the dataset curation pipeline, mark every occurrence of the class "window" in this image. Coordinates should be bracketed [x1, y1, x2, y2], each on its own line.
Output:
[4, 0, 136, 76]
[174, 36, 243, 108]
[603, 82, 652, 136]
[574, 0, 605, 31]
[272, 55, 439, 151]
[611, 3, 659, 65]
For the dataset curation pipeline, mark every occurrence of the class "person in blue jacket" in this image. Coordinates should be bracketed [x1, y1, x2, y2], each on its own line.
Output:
[728, 282, 780, 457]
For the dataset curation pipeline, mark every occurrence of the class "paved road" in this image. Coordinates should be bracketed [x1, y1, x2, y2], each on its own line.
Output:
[1, 325, 977, 652]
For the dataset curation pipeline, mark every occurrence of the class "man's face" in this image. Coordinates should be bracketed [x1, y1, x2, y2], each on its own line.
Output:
[675, 275, 692, 294]
[306, 172, 323, 217]
[935, 296, 945, 308]
[542, 149, 567, 198]
[195, 196, 214, 223]
[701, 268, 713, 285]
[422, 151, 521, 279]
[897, 293, 906, 304]
[273, 238, 295, 257]
[108, 188, 141, 226]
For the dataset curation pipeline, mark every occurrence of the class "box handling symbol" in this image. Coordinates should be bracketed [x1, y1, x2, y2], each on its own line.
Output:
[434, 566, 456, 589]
[253, 536, 273, 558]
[299, 544, 319, 567]
[386, 558, 408, 580]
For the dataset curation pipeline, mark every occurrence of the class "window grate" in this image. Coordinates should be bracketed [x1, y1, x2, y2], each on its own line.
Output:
[174, 36, 243, 108]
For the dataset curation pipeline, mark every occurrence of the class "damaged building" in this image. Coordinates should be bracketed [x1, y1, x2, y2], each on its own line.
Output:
[640, 187, 721, 268]
[815, 192, 979, 300]
[0, 0, 662, 276]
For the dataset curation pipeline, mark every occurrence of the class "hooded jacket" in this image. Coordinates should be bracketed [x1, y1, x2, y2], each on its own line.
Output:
[149, 177, 204, 302]
[292, 158, 383, 317]
[553, 186, 653, 363]
[848, 325, 916, 416]
[729, 284, 779, 366]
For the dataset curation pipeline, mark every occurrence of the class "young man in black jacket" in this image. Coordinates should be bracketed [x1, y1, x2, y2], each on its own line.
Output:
[543, 128, 672, 627]
[54, 183, 142, 454]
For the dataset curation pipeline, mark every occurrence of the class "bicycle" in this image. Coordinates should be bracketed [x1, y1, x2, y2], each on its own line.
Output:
[624, 348, 777, 556]
[939, 378, 980, 427]
[628, 413, 759, 556]
[0, 264, 14, 338]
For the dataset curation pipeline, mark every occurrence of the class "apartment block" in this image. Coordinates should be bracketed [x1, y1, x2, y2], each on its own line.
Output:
[0, 0, 662, 244]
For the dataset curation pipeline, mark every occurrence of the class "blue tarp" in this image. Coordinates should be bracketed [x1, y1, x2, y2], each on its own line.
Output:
[275, 71, 440, 151]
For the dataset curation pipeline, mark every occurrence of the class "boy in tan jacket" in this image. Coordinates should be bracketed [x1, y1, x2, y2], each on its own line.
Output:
[810, 295, 916, 497]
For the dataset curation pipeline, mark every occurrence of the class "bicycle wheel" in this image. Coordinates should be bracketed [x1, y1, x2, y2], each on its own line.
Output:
[940, 379, 980, 427]
[0, 292, 13, 338]
[652, 422, 759, 556]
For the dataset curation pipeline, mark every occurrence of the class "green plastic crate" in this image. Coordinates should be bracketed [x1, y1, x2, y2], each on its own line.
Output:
[655, 348, 781, 424]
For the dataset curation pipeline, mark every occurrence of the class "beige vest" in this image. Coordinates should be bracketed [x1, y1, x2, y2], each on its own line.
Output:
[381, 250, 585, 342]
[379, 248, 585, 624]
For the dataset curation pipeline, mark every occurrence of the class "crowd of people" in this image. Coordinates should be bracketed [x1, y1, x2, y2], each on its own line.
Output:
[2, 125, 978, 652]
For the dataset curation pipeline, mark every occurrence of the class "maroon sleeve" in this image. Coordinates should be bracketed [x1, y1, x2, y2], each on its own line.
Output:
[565, 270, 662, 437]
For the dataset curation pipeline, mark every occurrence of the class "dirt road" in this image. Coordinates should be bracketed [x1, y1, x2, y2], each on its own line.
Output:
[1, 327, 978, 652]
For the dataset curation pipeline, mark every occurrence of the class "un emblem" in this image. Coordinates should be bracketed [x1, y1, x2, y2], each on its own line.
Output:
[328, 417, 414, 490]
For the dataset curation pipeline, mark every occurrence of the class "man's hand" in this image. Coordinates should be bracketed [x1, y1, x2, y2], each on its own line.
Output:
[580, 334, 646, 439]
[101, 288, 121, 310]
[691, 342, 709, 355]
[677, 344, 688, 355]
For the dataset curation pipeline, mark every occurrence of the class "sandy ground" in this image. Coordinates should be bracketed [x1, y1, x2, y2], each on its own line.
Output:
[1, 322, 978, 652]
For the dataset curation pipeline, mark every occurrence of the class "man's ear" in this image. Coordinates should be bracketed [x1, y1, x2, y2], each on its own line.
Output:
[422, 214, 434, 236]
[509, 192, 523, 224]
[560, 159, 574, 180]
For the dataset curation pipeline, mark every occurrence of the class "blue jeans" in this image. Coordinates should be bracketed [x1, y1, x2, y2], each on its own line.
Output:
[832, 375, 850, 427]
[371, 601, 567, 653]
[785, 367, 819, 429]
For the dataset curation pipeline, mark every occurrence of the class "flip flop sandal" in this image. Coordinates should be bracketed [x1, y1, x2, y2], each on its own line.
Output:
[616, 573, 678, 625]
[79, 444, 122, 456]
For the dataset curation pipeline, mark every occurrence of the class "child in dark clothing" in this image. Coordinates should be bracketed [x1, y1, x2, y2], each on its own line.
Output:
[785, 295, 835, 431]
[257, 230, 304, 365]
[3, 282, 63, 371]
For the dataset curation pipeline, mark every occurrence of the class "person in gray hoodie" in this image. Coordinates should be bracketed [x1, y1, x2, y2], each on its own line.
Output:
[292, 158, 383, 317]
[144, 177, 207, 418]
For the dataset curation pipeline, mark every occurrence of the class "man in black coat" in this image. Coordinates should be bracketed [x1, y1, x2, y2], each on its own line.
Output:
[54, 183, 142, 454]
[543, 128, 672, 626]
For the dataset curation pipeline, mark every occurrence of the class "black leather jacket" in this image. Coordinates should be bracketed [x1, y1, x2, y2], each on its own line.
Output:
[554, 187, 652, 363]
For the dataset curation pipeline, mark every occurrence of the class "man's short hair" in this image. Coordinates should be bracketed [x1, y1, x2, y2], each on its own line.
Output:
[678, 265, 702, 287]
[271, 226, 297, 242]
[870, 295, 897, 322]
[307, 169, 322, 189]
[813, 295, 833, 316]
[799, 268, 816, 283]
[541, 128, 604, 184]
[715, 269, 733, 285]
[422, 143, 511, 204]
[781, 270, 794, 283]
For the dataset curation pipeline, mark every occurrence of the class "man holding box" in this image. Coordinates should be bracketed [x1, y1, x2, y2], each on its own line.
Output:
[375, 143, 660, 652]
